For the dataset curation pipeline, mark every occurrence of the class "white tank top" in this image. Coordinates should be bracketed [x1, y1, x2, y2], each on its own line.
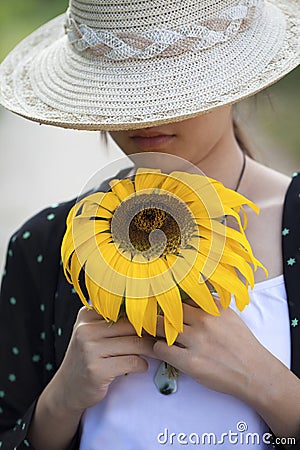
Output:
[80, 275, 290, 449]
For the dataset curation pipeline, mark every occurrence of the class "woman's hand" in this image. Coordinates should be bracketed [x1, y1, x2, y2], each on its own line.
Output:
[153, 302, 261, 399]
[28, 306, 155, 450]
[153, 303, 300, 440]
[55, 306, 156, 414]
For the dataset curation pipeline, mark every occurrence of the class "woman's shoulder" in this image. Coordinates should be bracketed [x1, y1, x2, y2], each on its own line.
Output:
[7, 198, 77, 264]
[1, 198, 78, 303]
[7, 172, 120, 263]
[15, 199, 75, 236]
[242, 158, 295, 207]
[241, 160, 298, 280]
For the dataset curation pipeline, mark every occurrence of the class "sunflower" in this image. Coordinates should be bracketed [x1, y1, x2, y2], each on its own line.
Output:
[61, 168, 266, 345]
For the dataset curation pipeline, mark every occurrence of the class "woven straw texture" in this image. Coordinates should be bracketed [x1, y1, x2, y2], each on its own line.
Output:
[0, 0, 299, 131]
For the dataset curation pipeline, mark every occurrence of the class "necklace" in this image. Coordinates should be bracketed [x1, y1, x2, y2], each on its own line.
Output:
[154, 152, 247, 395]
[234, 151, 246, 192]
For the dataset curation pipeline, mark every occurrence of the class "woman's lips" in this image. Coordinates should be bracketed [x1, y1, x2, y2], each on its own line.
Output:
[131, 134, 174, 149]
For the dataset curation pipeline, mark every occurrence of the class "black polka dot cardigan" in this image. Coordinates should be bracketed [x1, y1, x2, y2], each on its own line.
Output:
[0, 174, 299, 450]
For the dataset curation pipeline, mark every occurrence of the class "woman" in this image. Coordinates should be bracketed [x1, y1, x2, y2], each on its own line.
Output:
[0, 0, 299, 449]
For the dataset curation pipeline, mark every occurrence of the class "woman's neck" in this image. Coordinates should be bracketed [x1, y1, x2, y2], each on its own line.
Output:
[192, 125, 246, 191]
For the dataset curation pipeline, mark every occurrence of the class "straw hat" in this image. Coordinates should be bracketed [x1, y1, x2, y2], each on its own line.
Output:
[0, 0, 299, 131]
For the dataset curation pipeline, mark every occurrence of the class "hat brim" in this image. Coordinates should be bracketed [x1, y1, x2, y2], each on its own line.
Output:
[0, 0, 299, 131]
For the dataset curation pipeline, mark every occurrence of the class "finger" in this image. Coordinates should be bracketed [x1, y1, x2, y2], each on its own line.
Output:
[76, 310, 140, 338]
[100, 335, 157, 359]
[99, 318, 139, 338]
[152, 339, 185, 369]
[77, 306, 102, 323]
[181, 302, 203, 324]
[107, 355, 149, 377]
[77, 306, 127, 326]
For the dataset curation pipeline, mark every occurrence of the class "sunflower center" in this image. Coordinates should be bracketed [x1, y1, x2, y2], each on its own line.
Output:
[132, 208, 167, 232]
[110, 193, 196, 258]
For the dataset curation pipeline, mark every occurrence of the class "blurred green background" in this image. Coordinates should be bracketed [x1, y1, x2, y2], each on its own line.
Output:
[0, 0, 299, 166]
[0, 0, 67, 60]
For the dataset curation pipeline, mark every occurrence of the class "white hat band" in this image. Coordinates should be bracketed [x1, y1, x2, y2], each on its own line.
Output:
[65, 0, 263, 60]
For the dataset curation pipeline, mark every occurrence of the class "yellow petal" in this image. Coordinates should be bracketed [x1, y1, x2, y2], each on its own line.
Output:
[134, 168, 166, 192]
[160, 177, 196, 202]
[126, 297, 148, 336]
[197, 239, 255, 288]
[66, 193, 105, 226]
[227, 238, 268, 276]
[200, 219, 254, 258]
[84, 243, 123, 292]
[125, 254, 151, 299]
[165, 172, 211, 193]
[142, 296, 158, 336]
[221, 205, 246, 235]
[85, 246, 128, 320]
[70, 217, 111, 258]
[154, 285, 183, 333]
[65, 203, 78, 228]
[105, 251, 149, 279]
[148, 256, 177, 297]
[136, 168, 162, 175]
[77, 221, 111, 245]
[209, 264, 250, 311]
[61, 233, 75, 277]
[85, 273, 104, 316]
[162, 173, 223, 210]
[198, 227, 252, 265]
[97, 191, 121, 212]
[109, 178, 135, 201]
[180, 247, 220, 288]
[73, 232, 112, 267]
[124, 254, 151, 335]
[98, 287, 123, 322]
[213, 184, 260, 214]
[92, 208, 113, 220]
[188, 200, 211, 221]
[89, 265, 125, 321]
[164, 316, 179, 346]
[211, 281, 232, 309]
[68, 252, 91, 309]
[240, 206, 248, 230]
[182, 274, 220, 316]
[73, 192, 120, 219]
[166, 253, 220, 316]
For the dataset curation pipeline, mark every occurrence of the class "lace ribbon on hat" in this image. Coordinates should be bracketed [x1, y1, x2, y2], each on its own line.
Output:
[64, 0, 263, 60]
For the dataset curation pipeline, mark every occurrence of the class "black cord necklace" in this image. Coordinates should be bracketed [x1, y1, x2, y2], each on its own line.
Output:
[234, 151, 246, 192]
[193, 151, 247, 193]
